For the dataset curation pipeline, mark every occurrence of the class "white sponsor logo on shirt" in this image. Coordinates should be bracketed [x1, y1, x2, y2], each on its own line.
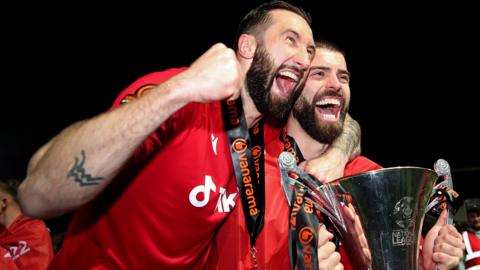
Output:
[3, 240, 31, 260]
[211, 133, 219, 155]
[189, 175, 236, 212]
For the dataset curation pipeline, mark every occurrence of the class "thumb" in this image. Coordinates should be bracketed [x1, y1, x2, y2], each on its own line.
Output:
[435, 209, 448, 226]
[298, 160, 308, 172]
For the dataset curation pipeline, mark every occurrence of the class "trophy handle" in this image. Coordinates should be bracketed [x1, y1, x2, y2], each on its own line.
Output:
[429, 159, 459, 224]
[432, 159, 460, 270]
[278, 152, 347, 232]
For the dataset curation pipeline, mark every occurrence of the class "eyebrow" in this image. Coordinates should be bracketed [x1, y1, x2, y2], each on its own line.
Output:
[310, 66, 351, 77]
[284, 30, 316, 54]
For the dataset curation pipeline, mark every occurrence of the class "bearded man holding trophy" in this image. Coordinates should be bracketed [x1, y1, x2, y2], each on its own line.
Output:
[213, 40, 465, 270]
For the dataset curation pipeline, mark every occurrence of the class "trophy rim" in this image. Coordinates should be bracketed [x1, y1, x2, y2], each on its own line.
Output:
[332, 166, 438, 183]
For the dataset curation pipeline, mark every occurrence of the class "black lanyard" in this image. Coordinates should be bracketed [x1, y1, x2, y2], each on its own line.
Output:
[280, 128, 320, 270]
[280, 127, 305, 163]
[221, 99, 265, 268]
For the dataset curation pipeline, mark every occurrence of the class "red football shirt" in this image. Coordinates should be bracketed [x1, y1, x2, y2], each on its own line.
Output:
[0, 214, 54, 270]
[49, 68, 240, 269]
[211, 125, 382, 269]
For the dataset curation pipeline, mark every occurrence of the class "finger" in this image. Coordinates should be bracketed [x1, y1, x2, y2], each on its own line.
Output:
[433, 240, 465, 258]
[298, 160, 316, 176]
[342, 204, 355, 220]
[347, 203, 356, 221]
[318, 250, 341, 268]
[435, 209, 448, 226]
[435, 226, 465, 249]
[432, 252, 461, 269]
[298, 160, 310, 173]
[317, 225, 334, 246]
[298, 160, 329, 183]
[317, 242, 336, 260]
[442, 224, 463, 240]
[226, 90, 241, 102]
[362, 247, 372, 263]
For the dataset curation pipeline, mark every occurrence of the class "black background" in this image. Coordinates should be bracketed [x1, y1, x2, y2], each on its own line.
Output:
[1, 1, 479, 204]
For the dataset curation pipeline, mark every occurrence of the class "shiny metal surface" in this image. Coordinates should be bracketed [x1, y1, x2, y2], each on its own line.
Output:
[329, 167, 438, 270]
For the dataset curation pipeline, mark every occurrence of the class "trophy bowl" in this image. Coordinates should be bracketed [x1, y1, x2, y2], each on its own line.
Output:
[328, 167, 438, 270]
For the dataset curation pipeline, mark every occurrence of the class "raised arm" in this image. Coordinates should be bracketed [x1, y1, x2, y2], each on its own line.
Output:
[301, 113, 361, 182]
[18, 43, 241, 219]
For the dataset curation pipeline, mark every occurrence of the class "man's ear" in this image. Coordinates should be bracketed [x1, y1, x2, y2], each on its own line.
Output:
[237, 34, 257, 59]
[0, 197, 9, 210]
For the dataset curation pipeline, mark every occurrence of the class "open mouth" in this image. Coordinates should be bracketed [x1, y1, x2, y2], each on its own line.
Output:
[315, 96, 343, 122]
[275, 69, 300, 98]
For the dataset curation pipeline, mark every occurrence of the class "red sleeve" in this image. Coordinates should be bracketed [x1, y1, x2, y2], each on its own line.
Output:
[109, 67, 188, 162]
[109, 67, 187, 109]
[0, 218, 53, 270]
[344, 156, 383, 176]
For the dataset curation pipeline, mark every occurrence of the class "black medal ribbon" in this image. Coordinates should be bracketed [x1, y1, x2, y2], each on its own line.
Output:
[221, 99, 265, 253]
[281, 129, 320, 270]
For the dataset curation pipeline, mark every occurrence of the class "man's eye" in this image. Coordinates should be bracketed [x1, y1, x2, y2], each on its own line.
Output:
[307, 49, 315, 58]
[310, 71, 325, 78]
[339, 75, 350, 83]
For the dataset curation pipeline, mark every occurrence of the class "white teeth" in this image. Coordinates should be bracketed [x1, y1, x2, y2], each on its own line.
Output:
[317, 98, 340, 106]
[321, 114, 336, 120]
[278, 70, 299, 81]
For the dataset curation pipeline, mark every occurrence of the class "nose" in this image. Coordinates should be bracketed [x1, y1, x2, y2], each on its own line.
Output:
[325, 73, 342, 92]
[292, 48, 311, 72]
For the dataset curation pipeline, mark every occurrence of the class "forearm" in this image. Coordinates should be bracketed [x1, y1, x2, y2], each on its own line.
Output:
[19, 79, 189, 219]
[19, 43, 242, 219]
[330, 113, 361, 161]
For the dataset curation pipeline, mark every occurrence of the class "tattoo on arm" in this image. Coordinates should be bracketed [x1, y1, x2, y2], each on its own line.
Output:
[332, 114, 362, 160]
[67, 150, 104, 186]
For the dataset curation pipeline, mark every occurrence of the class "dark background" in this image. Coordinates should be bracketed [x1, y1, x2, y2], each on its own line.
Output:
[1, 1, 478, 221]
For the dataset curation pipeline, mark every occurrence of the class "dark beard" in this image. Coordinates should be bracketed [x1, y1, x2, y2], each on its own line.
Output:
[292, 93, 348, 144]
[246, 47, 303, 123]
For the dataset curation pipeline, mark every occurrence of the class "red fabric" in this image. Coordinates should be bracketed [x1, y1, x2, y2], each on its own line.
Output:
[465, 230, 480, 268]
[466, 257, 480, 269]
[211, 125, 382, 269]
[0, 214, 54, 270]
[49, 68, 240, 269]
[466, 230, 480, 252]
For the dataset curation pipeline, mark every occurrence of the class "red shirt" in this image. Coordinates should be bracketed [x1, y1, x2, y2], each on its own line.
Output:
[463, 229, 480, 269]
[211, 125, 382, 269]
[0, 214, 54, 270]
[49, 68, 239, 269]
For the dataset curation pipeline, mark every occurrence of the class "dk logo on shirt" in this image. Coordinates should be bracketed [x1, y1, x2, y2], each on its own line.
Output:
[189, 175, 237, 213]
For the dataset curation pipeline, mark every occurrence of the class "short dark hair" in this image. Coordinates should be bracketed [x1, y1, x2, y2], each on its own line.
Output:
[0, 179, 21, 201]
[234, 1, 312, 51]
[465, 198, 480, 213]
[315, 39, 346, 57]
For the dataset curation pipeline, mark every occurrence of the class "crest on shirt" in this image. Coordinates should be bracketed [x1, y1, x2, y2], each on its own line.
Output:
[120, 84, 157, 104]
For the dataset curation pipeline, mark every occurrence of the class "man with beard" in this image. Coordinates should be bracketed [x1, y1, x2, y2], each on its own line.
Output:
[17, 2, 360, 269]
[458, 198, 480, 270]
[213, 40, 465, 270]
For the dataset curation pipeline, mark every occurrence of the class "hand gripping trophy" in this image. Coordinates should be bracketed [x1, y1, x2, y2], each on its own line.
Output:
[278, 152, 458, 270]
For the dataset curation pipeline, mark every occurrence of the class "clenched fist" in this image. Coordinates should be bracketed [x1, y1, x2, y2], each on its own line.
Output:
[176, 43, 243, 103]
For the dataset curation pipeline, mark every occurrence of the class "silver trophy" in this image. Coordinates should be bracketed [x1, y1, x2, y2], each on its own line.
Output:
[279, 152, 448, 270]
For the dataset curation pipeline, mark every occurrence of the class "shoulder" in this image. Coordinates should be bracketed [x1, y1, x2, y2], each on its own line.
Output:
[17, 215, 49, 232]
[7, 215, 50, 240]
[344, 156, 382, 176]
[111, 67, 188, 107]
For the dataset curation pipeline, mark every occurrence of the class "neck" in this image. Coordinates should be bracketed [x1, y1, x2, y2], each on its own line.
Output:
[241, 88, 263, 129]
[286, 116, 329, 160]
[1, 207, 21, 228]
